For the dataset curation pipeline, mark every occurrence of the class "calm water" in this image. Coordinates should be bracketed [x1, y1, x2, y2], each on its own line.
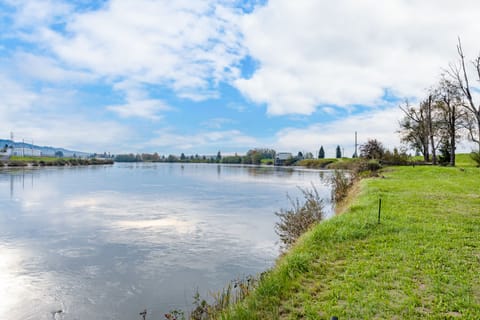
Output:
[0, 163, 333, 319]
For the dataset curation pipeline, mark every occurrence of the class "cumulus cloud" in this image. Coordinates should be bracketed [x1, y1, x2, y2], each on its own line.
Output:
[0, 75, 38, 112]
[274, 107, 404, 157]
[13, 52, 93, 83]
[0, 75, 130, 152]
[146, 129, 258, 153]
[7, 117, 130, 152]
[106, 83, 173, 120]
[236, 0, 480, 115]
[5, 0, 73, 30]
[41, 0, 246, 99]
[201, 117, 235, 129]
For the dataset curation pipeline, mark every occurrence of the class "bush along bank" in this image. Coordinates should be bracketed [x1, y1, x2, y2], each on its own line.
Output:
[0, 157, 114, 167]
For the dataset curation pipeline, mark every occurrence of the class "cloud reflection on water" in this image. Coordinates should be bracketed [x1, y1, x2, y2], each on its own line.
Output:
[0, 164, 333, 319]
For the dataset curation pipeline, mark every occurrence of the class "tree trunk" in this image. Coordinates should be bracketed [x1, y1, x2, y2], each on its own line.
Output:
[450, 135, 456, 166]
[426, 96, 437, 165]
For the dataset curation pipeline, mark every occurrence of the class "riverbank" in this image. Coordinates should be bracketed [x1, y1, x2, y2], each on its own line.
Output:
[222, 156, 480, 319]
[0, 156, 114, 168]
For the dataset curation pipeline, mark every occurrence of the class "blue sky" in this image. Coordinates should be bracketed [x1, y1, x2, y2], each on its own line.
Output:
[1, 0, 479, 156]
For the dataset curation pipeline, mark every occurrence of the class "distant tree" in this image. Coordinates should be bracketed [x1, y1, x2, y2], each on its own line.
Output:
[336, 145, 342, 158]
[304, 152, 314, 159]
[152, 152, 160, 161]
[216, 151, 222, 162]
[221, 155, 242, 164]
[115, 153, 137, 162]
[55, 150, 64, 158]
[252, 152, 263, 164]
[360, 139, 385, 160]
[297, 151, 303, 159]
[180, 153, 186, 160]
[318, 146, 325, 159]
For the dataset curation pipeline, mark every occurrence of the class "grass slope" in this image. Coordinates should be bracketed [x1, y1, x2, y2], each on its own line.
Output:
[225, 163, 480, 319]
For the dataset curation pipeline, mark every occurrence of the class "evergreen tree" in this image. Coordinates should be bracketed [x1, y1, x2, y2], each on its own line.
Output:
[318, 146, 325, 159]
[336, 145, 342, 158]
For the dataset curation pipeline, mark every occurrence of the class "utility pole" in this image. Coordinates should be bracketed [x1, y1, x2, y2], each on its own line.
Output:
[353, 131, 358, 158]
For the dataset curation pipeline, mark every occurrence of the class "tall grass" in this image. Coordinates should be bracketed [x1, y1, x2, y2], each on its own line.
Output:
[274, 186, 325, 249]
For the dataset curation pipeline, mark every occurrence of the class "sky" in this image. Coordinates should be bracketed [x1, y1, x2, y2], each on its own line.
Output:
[1, 0, 480, 157]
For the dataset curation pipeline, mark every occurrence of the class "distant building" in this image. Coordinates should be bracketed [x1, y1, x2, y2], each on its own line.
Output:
[275, 152, 293, 166]
[11, 147, 41, 157]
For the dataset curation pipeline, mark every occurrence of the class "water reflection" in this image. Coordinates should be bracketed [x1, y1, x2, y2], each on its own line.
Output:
[0, 164, 333, 319]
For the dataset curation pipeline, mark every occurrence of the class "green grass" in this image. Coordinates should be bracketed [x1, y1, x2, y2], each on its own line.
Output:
[297, 158, 338, 169]
[3, 156, 113, 166]
[297, 158, 363, 169]
[223, 164, 480, 319]
[9, 156, 72, 162]
[456, 153, 477, 167]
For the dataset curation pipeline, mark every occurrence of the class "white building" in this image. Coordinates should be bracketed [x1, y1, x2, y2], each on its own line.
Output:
[11, 147, 42, 157]
[275, 152, 293, 166]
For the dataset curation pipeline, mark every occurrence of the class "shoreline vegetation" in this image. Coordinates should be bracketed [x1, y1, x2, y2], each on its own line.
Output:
[159, 153, 479, 320]
[0, 156, 114, 168]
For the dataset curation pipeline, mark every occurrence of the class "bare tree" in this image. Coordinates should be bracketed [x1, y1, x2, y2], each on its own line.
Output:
[399, 100, 431, 162]
[434, 77, 468, 166]
[448, 38, 480, 151]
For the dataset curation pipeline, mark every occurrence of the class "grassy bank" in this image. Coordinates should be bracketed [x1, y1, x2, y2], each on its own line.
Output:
[1, 156, 114, 167]
[223, 158, 480, 319]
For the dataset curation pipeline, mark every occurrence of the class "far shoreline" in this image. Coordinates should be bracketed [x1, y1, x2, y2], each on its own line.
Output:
[0, 158, 114, 169]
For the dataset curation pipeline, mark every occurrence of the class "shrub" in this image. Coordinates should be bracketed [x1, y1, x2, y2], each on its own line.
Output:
[330, 170, 353, 203]
[366, 160, 381, 172]
[275, 186, 325, 249]
[360, 139, 385, 160]
[7, 161, 27, 167]
[382, 147, 410, 165]
[471, 150, 480, 167]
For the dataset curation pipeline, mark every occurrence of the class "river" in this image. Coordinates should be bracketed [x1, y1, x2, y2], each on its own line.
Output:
[0, 163, 333, 319]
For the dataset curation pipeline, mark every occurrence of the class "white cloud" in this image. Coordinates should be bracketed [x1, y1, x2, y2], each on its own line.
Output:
[106, 83, 172, 120]
[12, 52, 93, 83]
[0, 75, 130, 152]
[236, 0, 480, 115]
[0, 75, 38, 112]
[274, 107, 404, 157]
[1, 112, 130, 153]
[5, 0, 73, 29]
[41, 0, 245, 99]
[201, 117, 235, 129]
[146, 129, 258, 153]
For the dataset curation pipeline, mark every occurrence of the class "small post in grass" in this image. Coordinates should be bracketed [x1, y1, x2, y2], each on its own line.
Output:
[378, 197, 382, 224]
